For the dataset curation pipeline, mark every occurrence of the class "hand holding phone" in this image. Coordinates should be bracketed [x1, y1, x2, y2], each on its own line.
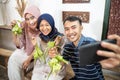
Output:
[78, 39, 116, 66]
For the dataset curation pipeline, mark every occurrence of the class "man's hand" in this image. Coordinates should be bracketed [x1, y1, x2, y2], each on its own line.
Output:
[97, 34, 120, 69]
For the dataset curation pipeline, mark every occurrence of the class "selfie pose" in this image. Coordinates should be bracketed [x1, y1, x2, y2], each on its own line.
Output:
[62, 16, 104, 80]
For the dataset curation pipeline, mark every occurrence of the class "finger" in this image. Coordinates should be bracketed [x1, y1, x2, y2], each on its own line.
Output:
[97, 50, 116, 58]
[100, 58, 119, 68]
[108, 34, 120, 46]
[22, 64, 25, 69]
[10, 20, 17, 28]
[23, 64, 27, 69]
[101, 41, 120, 53]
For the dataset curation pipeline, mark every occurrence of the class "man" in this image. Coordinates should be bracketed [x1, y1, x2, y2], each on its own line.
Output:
[62, 16, 104, 80]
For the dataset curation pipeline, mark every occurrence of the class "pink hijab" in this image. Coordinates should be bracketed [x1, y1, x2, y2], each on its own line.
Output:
[20, 5, 40, 55]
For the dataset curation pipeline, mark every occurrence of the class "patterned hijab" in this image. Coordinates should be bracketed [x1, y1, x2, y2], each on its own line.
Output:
[37, 13, 60, 42]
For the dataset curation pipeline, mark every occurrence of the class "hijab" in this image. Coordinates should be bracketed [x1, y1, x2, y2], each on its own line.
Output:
[37, 13, 61, 42]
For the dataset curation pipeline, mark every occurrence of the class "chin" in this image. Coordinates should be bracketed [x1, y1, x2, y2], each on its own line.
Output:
[70, 38, 77, 42]
[43, 33, 49, 35]
[30, 26, 36, 30]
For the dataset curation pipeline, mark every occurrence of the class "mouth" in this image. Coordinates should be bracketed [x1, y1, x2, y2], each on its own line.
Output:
[42, 30, 49, 35]
[68, 33, 76, 39]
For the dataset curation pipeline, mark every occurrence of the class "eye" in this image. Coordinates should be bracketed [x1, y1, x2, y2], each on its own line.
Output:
[40, 24, 44, 27]
[25, 18, 29, 21]
[30, 16, 35, 20]
[25, 16, 35, 21]
[71, 25, 76, 29]
[64, 27, 69, 31]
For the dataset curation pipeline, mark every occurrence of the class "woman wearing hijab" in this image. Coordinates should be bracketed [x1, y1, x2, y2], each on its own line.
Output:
[31, 13, 66, 80]
[8, 5, 40, 80]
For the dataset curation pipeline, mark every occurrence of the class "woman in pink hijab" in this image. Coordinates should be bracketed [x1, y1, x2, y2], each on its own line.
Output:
[8, 5, 40, 80]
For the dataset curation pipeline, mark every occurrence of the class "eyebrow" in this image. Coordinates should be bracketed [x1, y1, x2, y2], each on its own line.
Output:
[71, 25, 76, 27]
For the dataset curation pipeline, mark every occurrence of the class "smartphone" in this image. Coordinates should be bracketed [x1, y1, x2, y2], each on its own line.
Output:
[78, 39, 116, 66]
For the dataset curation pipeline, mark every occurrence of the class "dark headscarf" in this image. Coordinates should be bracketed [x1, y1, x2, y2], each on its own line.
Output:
[37, 13, 61, 42]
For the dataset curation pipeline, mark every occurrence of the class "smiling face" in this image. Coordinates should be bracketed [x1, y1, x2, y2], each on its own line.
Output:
[39, 19, 52, 35]
[25, 13, 38, 30]
[64, 20, 83, 46]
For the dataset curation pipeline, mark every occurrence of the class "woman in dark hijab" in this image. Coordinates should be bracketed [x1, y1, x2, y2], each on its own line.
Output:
[32, 13, 66, 80]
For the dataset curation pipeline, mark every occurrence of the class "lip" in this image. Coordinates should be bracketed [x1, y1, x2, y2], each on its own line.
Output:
[42, 31, 49, 35]
[29, 23, 36, 26]
[69, 35, 75, 39]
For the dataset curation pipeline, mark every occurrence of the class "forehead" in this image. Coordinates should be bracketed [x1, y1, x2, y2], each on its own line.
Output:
[40, 19, 49, 24]
[64, 20, 79, 27]
[25, 13, 33, 18]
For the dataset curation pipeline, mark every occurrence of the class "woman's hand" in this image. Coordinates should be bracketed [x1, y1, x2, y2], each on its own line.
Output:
[10, 20, 17, 29]
[22, 56, 32, 69]
[48, 47, 58, 58]
[31, 37, 37, 46]
[97, 34, 120, 69]
[22, 59, 31, 70]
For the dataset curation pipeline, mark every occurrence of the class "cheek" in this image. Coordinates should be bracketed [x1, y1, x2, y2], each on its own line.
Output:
[65, 31, 69, 36]
[39, 27, 42, 31]
[26, 21, 29, 24]
[49, 28, 52, 32]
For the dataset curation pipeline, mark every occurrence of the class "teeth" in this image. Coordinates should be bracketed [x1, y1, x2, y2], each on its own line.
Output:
[43, 31, 48, 33]
[30, 23, 35, 26]
[70, 35, 75, 38]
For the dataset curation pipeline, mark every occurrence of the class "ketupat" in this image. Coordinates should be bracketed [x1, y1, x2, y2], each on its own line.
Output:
[47, 41, 55, 48]
[12, 21, 22, 35]
[47, 41, 68, 73]
[47, 41, 68, 80]
[33, 44, 45, 63]
[47, 54, 68, 80]
[55, 55, 68, 64]
[33, 41, 68, 80]
[48, 55, 68, 73]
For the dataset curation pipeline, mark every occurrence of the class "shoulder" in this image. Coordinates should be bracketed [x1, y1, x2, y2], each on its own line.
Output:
[64, 42, 73, 49]
[84, 36, 96, 43]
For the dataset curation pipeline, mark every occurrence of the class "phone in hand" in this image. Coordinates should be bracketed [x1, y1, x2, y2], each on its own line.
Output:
[78, 39, 116, 66]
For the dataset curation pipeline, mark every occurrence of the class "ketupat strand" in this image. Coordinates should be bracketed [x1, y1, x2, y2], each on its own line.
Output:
[49, 55, 68, 73]
[47, 41, 68, 80]
[33, 41, 68, 80]
[33, 44, 45, 64]
[12, 21, 22, 35]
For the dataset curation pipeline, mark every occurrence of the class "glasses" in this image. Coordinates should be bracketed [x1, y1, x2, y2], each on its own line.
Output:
[25, 16, 35, 21]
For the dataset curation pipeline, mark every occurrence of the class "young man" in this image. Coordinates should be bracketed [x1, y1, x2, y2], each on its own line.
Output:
[62, 16, 104, 80]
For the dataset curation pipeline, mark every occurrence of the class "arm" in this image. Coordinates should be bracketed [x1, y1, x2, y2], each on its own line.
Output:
[11, 20, 25, 48]
[22, 52, 34, 69]
[22, 37, 37, 69]
[97, 34, 120, 69]
[12, 33, 23, 48]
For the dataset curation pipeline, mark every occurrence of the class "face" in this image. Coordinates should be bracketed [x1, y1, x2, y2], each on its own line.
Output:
[39, 20, 52, 35]
[64, 20, 83, 46]
[25, 13, 37, 30]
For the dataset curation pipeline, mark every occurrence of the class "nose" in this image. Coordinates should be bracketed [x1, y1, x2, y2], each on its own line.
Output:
[43, 25, 47, 30]
[29, 19, 34, 24]
[69, 28, 73, 34]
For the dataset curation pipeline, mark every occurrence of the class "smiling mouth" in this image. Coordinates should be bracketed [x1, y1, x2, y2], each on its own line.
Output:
[42, 31, 49, 35]
[69, 33, 76, 39]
